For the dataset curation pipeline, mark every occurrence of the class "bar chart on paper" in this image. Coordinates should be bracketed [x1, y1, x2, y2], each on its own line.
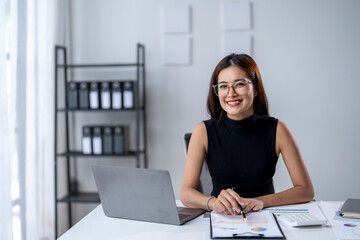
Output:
[210, 211, 284, 238]
[262, 202, 328, 226]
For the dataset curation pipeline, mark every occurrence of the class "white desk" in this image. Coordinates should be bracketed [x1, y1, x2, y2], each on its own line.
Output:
[58, 202, 338, 240]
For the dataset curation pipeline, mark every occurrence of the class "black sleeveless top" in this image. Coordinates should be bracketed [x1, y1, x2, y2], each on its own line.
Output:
[203, 114, 279, 198]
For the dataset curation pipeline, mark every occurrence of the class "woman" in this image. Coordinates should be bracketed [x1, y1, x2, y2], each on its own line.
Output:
[180, 54, 314, 215]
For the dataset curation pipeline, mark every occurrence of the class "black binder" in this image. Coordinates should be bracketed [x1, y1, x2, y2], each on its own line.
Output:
[79, 82, 89, 109]
[103, 126, 113, 154]
[67, 82, 78, 109]
[114, 126, 125, 154]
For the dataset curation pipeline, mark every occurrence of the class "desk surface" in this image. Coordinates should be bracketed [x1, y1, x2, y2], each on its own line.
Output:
[58, 202, 338, 240]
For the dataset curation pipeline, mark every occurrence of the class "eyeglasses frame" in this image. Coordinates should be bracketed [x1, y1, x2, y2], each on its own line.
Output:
[212, 78, 253, 96]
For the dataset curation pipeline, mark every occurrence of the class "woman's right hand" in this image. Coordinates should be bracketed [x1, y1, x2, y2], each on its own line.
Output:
[208, 188, 243, 215]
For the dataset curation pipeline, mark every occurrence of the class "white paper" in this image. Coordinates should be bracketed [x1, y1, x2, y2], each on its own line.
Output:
[223, 34, 252, 56]
[112, 92, 122, 109]
[82, 137, 92, 154]
[164, 36, 191, 65]
[90, 91, 99, 109]
[123, 91, 133, 109]
[92, 137, 102, 154]
[222, 1, 251, 31]
[263, 202, 328, 225]
[211, 211, 283, 238]
[101, 91, 111, 109]
[321, 201, 360, 239]
[162, 5, 191, 33]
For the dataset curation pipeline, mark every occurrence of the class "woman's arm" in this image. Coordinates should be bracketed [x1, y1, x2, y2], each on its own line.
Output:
[243, 120, 314, 212]
[180, 122, 211, 210]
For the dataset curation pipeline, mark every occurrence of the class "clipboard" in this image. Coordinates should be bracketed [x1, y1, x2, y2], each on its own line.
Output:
[210, 211, 286, 239]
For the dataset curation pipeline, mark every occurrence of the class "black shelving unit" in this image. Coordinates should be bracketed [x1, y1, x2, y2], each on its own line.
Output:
[54, 44, 147, 238]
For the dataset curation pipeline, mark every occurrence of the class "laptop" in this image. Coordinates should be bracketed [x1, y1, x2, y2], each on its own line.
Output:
[91, 165, 205, 225]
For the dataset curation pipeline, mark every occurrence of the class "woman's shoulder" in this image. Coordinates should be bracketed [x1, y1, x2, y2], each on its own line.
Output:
[191, 122, 208, 149]
[193, 118, 219, 136]
[275, 119, 292, 135]
[193, 121, 206, 131]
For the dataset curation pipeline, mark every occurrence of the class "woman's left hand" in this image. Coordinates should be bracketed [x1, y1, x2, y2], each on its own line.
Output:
[241, 198, 265, 213]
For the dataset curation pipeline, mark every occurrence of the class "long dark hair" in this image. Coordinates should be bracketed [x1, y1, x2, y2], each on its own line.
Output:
[207, 53, 269, 121]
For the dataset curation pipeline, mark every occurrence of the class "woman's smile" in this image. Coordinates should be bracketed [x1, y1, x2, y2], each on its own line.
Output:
[226, 99, 243, 106]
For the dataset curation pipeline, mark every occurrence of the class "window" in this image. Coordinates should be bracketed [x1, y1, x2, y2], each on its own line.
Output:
[5, 0, 23, 239]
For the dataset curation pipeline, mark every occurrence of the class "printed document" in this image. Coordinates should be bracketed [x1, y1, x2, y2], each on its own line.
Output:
[211, 211, 284, 238]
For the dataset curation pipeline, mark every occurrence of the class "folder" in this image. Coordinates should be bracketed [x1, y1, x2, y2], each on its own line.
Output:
[82, 126, 92, 154]
[111, 82, 122, 109]
[123, 81, 135, 109]
[103, 126, 113, 154]
[101, 82, 111, 109]
[340, 198, 360, 219]
[92, 126, 103, 155]
[90, 82, 100, 109]
[79, 82, 89, 109]
[67, 82, 78, 109]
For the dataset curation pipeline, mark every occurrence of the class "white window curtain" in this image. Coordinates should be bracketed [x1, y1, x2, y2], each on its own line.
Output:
[26, 0, 62, 239]
[0, 0, 19, 240]
[0, 0, 63, 239]
[0, 0, 15, 238]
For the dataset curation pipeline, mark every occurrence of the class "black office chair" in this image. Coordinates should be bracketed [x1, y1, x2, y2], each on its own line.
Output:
[183, 133, 213, 196]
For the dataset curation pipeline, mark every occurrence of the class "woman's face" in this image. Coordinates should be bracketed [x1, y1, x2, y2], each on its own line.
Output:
[217, 65, 256, 120]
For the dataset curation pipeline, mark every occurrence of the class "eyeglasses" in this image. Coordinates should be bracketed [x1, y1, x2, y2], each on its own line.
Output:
[212, 78, 253, 96]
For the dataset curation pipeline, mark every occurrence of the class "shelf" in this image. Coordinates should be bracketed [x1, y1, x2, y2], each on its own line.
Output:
[57, 192, 100, 203]
[56, 63, 144, 68]
[56, 151, 145, 158]
[56, 107, 144, 112]
[54, 44, 147, 238]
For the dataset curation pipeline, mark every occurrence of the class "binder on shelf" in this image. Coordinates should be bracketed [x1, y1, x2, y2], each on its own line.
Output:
[69, 178, 78, 194]
[114, 126, 125, 154]
[92, 126, 103, 154]
[79, 82, 89, 109]
[101, 82, 111, 109]
[90, 82, 100, 109]
[112, 82, 122, 109]
[123, 81, 135, 109]
[82, 126, 92, 154]
[103, 126, 113, 154]
[67, 82, 78, 109]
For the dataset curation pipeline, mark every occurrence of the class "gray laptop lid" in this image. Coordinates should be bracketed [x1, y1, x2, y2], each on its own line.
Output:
[92, 165, 204, 225]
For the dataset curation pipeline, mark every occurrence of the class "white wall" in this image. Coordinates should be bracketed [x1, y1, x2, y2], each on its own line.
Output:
[65, 0, 360, 224]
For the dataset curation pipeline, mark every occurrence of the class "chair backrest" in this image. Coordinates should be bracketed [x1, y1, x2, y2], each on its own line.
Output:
[183, 133, 213, 196]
